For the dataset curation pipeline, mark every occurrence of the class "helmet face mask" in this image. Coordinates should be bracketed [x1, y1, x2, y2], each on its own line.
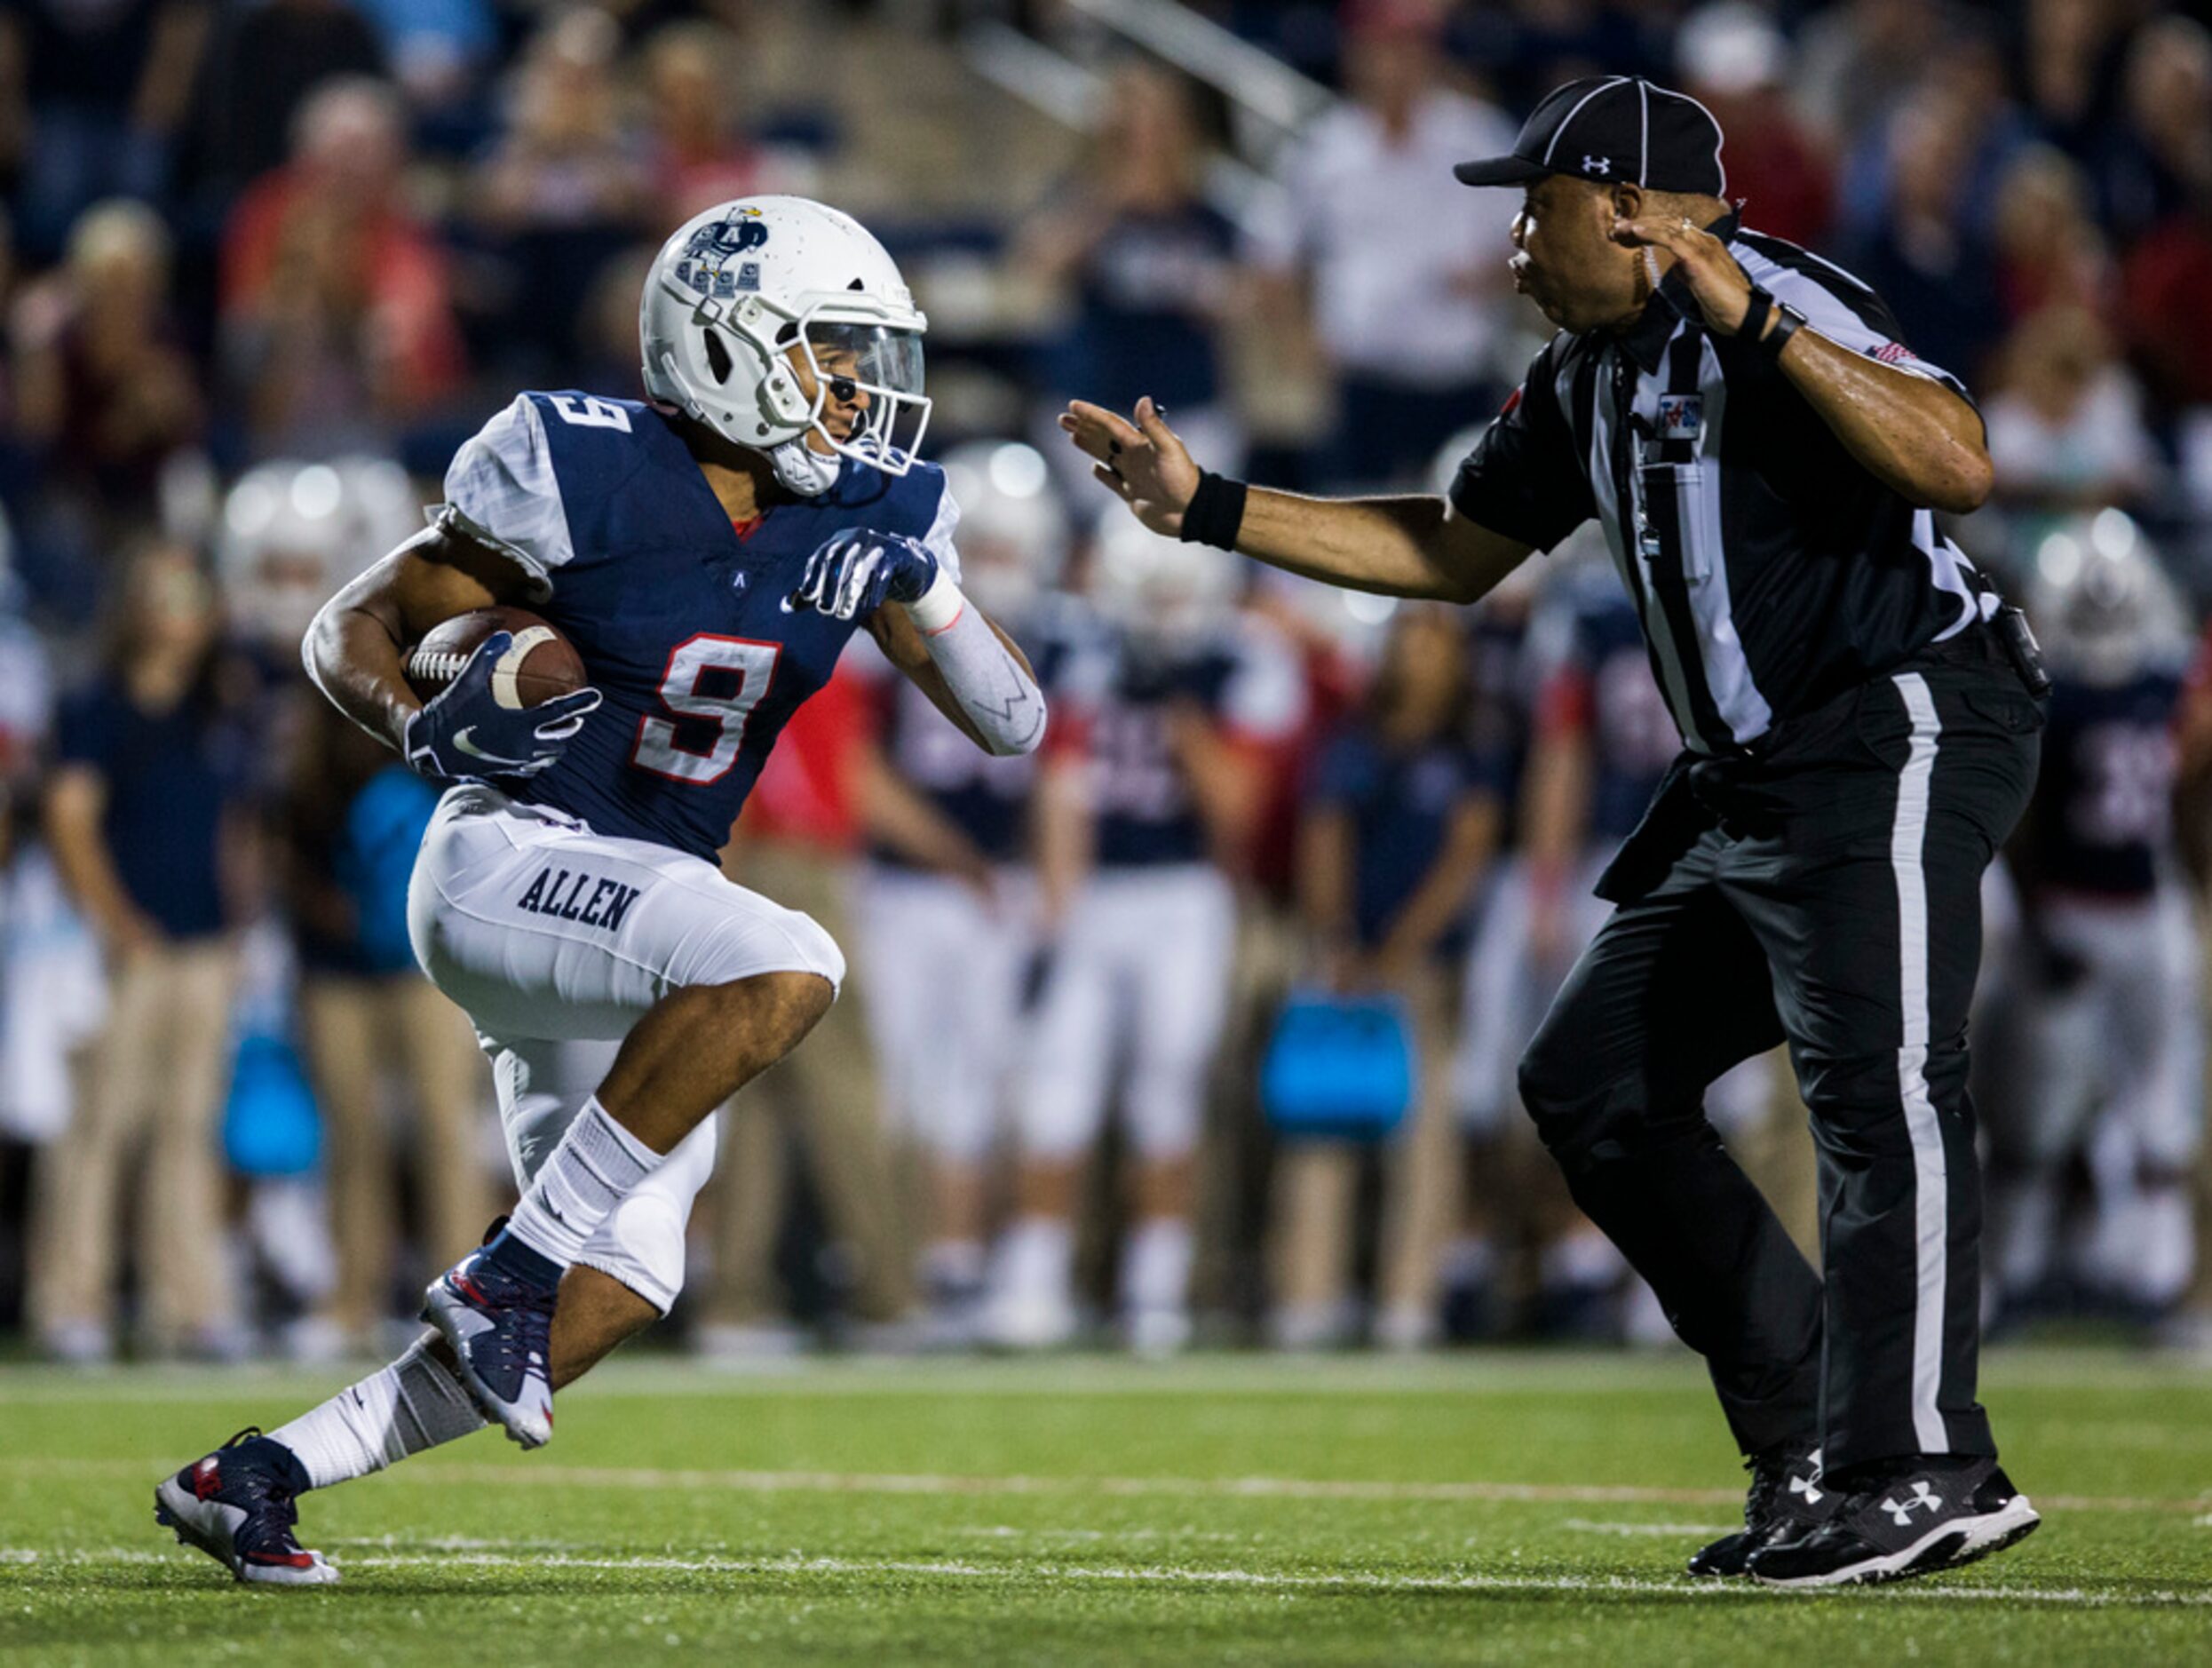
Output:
[783, 316, 930, 473]
[641, 196, 932, 495]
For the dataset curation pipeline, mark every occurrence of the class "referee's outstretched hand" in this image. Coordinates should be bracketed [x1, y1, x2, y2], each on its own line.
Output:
[1058, 396, 1201, 538]
[1610, 213, 1757, 338]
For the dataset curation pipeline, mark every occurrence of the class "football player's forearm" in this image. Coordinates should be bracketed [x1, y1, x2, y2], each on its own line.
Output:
[903, 578, 1046, 756]
[304, 598, 423, 754]
[1233, 490, 1474, 601]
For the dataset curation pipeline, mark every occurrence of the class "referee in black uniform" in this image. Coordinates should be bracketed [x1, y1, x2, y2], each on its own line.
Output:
[1063, 75, 2047, 1589]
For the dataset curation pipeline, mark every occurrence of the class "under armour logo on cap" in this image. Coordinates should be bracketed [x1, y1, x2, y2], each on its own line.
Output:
[1455, 75, 1727, 196]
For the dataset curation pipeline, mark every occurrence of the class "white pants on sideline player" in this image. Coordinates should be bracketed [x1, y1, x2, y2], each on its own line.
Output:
[406, 784, 846, 1313]
[1988, 881, 2204, 1307]
[1019, 863, 1237, 1164]
[856, 863, 1033, 1164]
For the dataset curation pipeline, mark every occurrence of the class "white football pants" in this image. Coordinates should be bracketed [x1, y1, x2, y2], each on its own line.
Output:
[1020, 864, 1236, 1163]
[856, 864, 1032, 1164]
[407, 785, 844, 1311]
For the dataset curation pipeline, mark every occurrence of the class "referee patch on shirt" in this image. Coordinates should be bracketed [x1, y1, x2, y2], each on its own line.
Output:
[1657, 395, 1702, 441]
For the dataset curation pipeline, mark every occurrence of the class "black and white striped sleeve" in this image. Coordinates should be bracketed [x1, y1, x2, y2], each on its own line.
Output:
[1447, 340, 1595, 553]
[1732, 234, 1974, 404]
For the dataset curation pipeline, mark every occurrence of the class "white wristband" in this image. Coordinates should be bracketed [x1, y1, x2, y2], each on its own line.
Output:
[900, 565, 964, 634]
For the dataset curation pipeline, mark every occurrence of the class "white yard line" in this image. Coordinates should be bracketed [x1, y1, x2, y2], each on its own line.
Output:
[6, 1545, 2208, 1609]
[6, 1455, 2200, 1516]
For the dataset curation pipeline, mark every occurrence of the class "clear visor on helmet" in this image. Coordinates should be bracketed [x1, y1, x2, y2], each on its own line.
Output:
[797, 318, 930, 473]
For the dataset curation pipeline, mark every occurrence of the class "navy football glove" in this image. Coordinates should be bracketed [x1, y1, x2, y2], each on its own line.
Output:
[403, 631, 603, 784]
[786, 529, 939, 623]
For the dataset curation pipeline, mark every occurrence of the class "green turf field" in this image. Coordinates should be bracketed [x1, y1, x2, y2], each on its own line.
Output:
[2, 1348, 2208, 1665]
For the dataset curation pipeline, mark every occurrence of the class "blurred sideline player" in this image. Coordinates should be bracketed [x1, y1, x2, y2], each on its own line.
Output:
[852, 441, 1070, 1345]
[1986, 520, 2201, 1324]
[992, 519, 1301, 1353]
[225, 460, 494, 1355]
[153, 197, 1046, 1585]
[1455, 532, 1773, 1336]
[694, 663, 916, 1357]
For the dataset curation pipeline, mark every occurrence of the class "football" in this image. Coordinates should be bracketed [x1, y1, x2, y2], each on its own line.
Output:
[405, 606, 587, 708]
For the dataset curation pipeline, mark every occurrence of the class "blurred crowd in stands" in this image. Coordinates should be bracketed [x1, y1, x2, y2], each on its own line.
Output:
[0, 0, 2209, 1366]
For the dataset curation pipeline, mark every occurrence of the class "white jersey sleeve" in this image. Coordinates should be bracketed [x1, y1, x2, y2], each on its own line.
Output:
[1731, 233, 1973, 401]
[430, 395, 578, 597]
[914, 465, 963, 589]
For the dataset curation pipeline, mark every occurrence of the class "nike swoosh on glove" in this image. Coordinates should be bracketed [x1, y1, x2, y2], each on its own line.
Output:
[785, 529, 939, 623]
[404, 631, 603, 784]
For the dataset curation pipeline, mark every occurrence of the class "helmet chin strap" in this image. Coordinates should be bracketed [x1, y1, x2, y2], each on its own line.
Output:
[768, 433, 841, 497]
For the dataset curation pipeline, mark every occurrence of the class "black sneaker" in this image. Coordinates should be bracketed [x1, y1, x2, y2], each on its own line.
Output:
[1687, 1439, 1835, 1578]
[1748, 1454, 2039, 1588]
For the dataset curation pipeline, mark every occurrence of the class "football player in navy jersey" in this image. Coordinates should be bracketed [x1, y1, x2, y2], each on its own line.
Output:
[153, 197, 1048, 1586]
[1986, 525, 2201, 1327]
[852, 441, 1074, 1346]
[992, 517, 1302, 1354]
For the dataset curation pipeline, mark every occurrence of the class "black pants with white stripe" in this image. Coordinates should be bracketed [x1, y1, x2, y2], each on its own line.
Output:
[1518, 629, 2042, 1472]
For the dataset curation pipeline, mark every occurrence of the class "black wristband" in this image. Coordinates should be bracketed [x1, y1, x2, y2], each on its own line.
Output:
[1737, 287, 1773, 348]
[1762, 300, 1805, 361]
[1178, 471, 1248, 551]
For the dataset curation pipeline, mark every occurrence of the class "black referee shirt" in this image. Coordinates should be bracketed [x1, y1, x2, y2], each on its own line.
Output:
[1451, 212, 1992, 756]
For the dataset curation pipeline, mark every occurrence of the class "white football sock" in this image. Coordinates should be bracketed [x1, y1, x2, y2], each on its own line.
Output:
[269, 1336, 488, 1490]
[1121, 1216, 1193, 1316]
[2131, 1183, 2196, 1307]
[503, 1098, 663, 1269]
[995, 1215, 1074, 1304]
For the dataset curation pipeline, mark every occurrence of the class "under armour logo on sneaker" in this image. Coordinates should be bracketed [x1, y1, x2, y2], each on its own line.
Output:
[1882, 1481, 1943, 1526]
[1789, 1473, 1825, 1506]
[1583, 155, 1611, 175]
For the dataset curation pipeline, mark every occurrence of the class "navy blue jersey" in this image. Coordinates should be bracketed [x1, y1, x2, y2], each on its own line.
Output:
[865, 598, 1097, 870]
[869, 672, 1033, 868]
[1306, 726, 1506, 950]
[1464, 603, 1534, 838]
[2026, 666, 2184, 898]
[1051, 201, 1237, 415]
[436, 392, 960, 865]
[1527, 569, 1683, 845]
[1085, 624, 1302, 870]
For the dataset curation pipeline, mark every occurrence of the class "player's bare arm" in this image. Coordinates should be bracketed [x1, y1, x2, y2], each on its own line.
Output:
[1608, 211, 1994, 515]
[853, 735, 997, 892]
[1060, 396, 1534, 604]
[1162, 703, 1265, 861]
[302, 524, 534, 751]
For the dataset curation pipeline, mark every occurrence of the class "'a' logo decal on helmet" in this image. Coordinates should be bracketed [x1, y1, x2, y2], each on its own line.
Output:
[676, 210, 772, 298]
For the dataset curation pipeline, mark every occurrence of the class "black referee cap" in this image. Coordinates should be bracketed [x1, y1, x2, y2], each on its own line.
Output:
[1454, 75, 1728, 195]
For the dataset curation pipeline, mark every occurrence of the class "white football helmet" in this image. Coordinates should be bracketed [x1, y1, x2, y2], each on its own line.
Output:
[219, 458, 413, 650]
[1089, 513, 1242, 647]
[2027, 509, 2192, 687]
[939, 440, 1068, 619]
[640, 195, 930, 497]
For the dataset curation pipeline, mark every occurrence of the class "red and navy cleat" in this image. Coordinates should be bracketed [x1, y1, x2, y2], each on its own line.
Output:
[422, 1251, 557, 1448]
[154, 1428, 337, 1586]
